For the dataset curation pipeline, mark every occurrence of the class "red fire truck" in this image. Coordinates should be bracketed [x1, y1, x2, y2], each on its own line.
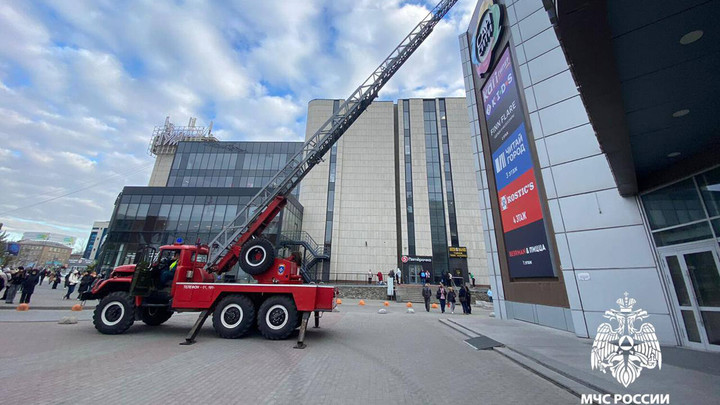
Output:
[82, 0, 458, 348]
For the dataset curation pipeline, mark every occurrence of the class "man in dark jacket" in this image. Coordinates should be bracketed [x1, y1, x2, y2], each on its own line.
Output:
[52, 268, 63, 289]
[38, 269, 47, 285]
[77, 271, 94, 300]
[20, 269, 40, 304]
[422, 283, 432, 312]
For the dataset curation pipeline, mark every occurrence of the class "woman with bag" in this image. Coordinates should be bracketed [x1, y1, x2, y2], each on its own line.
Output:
[447, 287, 457, 314]
[458, 284, 467, 314]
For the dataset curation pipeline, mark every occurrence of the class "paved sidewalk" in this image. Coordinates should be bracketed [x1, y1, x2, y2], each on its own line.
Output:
[1, 281, 96, 310]
[441, 315, 720, 405]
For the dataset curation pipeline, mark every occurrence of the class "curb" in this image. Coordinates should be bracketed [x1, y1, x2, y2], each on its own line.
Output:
[439, 318, 608, 399]
[0, 306, 96, 311]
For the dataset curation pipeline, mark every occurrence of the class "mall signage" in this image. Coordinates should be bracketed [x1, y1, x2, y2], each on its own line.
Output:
[481, 46, 554, 278]
[471, 0, 503, 77]
[401, 255, 432, 263]
[449, 246, 468, 258]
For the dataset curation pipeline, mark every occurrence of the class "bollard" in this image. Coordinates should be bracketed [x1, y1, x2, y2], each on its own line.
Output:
[71, 304, 83, 312]
[16, 303, 29, 311]
[359, 299, 366, 306]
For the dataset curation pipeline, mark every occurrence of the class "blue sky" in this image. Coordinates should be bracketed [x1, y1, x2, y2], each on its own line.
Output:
[0, 0, 476, 251]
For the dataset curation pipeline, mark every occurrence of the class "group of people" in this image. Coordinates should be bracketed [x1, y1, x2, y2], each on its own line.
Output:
[368, 268, 401, 286]
[1, 266, 98, 305]
[421, 282, 473, 315]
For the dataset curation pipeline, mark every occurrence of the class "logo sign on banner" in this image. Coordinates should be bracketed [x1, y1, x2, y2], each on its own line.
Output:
[471, 0, 503, 77]
[481, 46, 554, 278]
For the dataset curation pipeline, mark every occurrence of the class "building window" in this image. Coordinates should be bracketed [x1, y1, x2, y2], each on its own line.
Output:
[423, 99, 449, 281]
[439, 99, 459, 246]
[403, 100, 417, 255]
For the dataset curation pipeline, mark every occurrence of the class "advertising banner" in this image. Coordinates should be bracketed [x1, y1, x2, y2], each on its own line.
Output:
[481, 46, 554, 278]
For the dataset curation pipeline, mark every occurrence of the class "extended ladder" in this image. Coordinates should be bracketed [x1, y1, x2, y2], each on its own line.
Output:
[207, 0, 459, 270]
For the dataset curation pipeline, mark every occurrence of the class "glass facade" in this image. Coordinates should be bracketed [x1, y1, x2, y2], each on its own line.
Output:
[99, 187, 303, 274]
[83, 230, 98, 259]
[423, 99, 449, 281]
[642, 166, 720, 247]
[403, 100, 417, 255]
[439, 99, 459, 246]
[167, 141, 303, 196]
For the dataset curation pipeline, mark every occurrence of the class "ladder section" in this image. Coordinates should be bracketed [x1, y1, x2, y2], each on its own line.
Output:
[207, 0, 459, 270]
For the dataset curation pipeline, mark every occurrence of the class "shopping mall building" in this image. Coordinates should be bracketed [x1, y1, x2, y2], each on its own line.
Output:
[461, 0, 719, 350]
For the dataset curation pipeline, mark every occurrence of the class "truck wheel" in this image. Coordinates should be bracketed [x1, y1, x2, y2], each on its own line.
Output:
[257, 295, 298, 340]
[140, 307, 173, 326]
[93, 291, 135, 335]
[212, 295, 256, 339]
[239, 238, 275, 275]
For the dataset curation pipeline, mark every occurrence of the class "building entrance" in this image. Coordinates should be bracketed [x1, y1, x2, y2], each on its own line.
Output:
[408, 264, 422, 284]
[660, 241, 720, 351]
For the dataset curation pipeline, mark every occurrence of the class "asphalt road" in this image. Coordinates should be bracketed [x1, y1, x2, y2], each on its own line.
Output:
[0, 301, 578, 405]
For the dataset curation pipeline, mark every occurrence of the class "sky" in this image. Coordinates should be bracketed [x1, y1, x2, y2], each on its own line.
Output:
[0, 0, 476, 252]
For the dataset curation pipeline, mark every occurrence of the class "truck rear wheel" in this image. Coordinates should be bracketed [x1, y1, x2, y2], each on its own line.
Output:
[212, 295, 256, 339]
[93, 291, 135, 335]
[239, 238, 275, 275]
[257, 295, 298, 340]
[140, 307, 173, 326]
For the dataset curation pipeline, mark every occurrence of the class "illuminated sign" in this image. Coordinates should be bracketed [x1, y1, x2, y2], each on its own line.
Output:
[449, 247, 468, 258]
[471, 0, 503, 77]
[481, 46, 554, 278]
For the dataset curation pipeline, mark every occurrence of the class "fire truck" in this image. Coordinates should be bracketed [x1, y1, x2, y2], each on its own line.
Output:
[82, 0, 459, 348]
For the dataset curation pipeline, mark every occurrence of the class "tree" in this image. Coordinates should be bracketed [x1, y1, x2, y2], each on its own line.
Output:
[0, 230, 16, 268]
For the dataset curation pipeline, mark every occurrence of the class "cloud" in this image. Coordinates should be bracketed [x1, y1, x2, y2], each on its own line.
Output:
[0, 0, 472, 242]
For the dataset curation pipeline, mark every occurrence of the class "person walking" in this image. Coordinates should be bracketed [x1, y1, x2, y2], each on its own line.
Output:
[367, 269, 373, 285]
[19, 269, 40, 304]
[458, 283, 467, 314]
[395, 267, 401, 285]
[63, 270, 80, 300]
[436, 284, 447, 314]
[77, 271, 94, 300]
[447, 287, 456, 314]
[445, 272, 453, 287]
[470, 272, 476, 287]
[422, 283, 432, 312]
[52, 268, 63, 289]
[464, 284, 472, 315]
[0, 269, 8, 300]
[5, 267, 25, 304]
[420, 270, 426, 285]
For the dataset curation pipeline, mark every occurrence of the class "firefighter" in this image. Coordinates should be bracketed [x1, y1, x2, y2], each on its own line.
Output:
[159, 253, 178, 287]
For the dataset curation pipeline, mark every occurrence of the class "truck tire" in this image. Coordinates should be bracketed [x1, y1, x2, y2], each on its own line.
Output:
[239, 238, 275, 275]
[93, 291, 135, 335]
[212, 295, 256, 339]
[140, 307, 173, 326]
[257, 295, 298, 340]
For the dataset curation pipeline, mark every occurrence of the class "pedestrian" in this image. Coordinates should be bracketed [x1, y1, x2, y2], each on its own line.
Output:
[376, 271, 383, 285]
[388, 268, 394, 284]
[470, 272, 476, 287]
[63, 270, 80, 300]
[458, 283, 467, 314]
[436, 284, 447, 314]
[448, 287, 456, 314]
[464, 284, 472, 315]
[395, 267, 401, 285]
[487, 288, 493, 302]
[422, 283, 432, 312]
[52, 268, 63, 289]
[445, 271, 452, 287]
[19, 269, 40, 304]
[0, 268, 8, 300]
[420, 270, 426, 285]
[5, 267, 25, 304]
[77, 271, 94, 300]
[367, 269, 373, 285]
[38, 268, 47, 286]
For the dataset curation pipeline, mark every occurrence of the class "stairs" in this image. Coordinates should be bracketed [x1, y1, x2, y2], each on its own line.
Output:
[396, 285, 434, 303]
[277, 231, 330, 283]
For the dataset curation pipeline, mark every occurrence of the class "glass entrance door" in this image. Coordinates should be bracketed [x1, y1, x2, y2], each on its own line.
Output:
[408, 264, 422, 284]
[661, 242, 720, 351]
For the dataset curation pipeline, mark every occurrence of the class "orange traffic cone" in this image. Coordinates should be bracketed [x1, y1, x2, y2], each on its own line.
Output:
[359, 299, 366, 306]
[383, 301, 389, 306]
[431, 303, 438, 309]
[336, 298, 342, 305]
[71, 304, 83, 312]
[406, 302, 413, 308]
[16, 303, 29, 311]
